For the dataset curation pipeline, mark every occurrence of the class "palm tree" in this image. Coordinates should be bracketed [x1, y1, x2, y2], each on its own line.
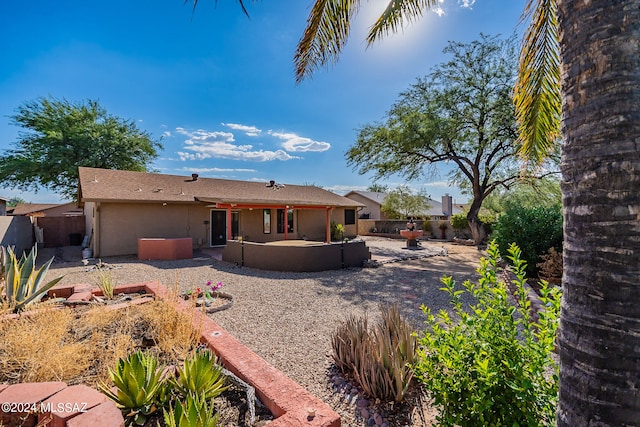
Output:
[291, 0, 639, 425]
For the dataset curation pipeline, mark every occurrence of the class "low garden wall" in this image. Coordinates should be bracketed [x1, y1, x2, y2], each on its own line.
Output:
[222, 240, 370, 272]
[357, 219, 464, 240]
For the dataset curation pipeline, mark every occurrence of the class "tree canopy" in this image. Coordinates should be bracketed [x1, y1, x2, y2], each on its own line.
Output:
[381, 185, 430, 219]
[347, 35, 539, 243]
[0, 97, 162, 200]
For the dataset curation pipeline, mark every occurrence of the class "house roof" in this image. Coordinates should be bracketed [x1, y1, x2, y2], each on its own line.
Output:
[79, 167, 364, 208]
[344, 190, 463, 217]
[11, 202, 82, 216]
[344, 191, 387, 205]
[11, 203, 61, 215]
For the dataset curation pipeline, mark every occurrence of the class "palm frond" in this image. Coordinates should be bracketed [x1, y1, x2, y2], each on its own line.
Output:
[514, 0, 561, 165]
[366, 0, 439, 45]
[188, 0, 252, 17]
[295, 0, 362, 83]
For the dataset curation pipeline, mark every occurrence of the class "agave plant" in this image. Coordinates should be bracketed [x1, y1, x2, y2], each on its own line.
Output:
[163, 393, 219, 427]
[172, 349, 228, 401]
[99, 350, 166, 426]
[1, 245, 63, 313]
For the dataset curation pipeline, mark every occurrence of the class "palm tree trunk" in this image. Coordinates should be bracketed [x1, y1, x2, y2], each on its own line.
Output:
[557, 1, 640, 425]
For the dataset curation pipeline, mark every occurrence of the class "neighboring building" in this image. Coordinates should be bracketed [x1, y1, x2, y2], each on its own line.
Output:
[343, 191, 388, 220]
[10, 202, 83, 217]
[344, 191, 462, 220]
[0, 196, 7, 216]
[10, 202, 85, 247]
[78, 167, 364, 257]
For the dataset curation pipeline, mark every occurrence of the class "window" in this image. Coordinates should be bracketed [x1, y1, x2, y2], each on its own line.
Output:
[277, 209, 294, 233]
[345, 209, 356, 225]
[263, 209, 271, 234]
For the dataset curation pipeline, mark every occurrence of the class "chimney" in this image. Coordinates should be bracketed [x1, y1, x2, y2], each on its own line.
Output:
[191, 173, 199, 181]
[442, 194, 453, 216]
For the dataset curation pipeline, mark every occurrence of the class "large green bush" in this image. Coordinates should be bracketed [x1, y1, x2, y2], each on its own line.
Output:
[414, 242, 560, 426]
[450, 213, 496, 235]
[492, 204, 562, 276]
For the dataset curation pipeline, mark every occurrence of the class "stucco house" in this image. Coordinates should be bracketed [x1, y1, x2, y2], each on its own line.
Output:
[344, 191, 462, 220]
[78, 167, 364, 257]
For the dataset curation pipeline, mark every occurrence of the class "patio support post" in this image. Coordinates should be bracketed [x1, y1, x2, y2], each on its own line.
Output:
[325, 208, 331, 243]
[227, 207, 232, 241]
[284, 206, 289, 240]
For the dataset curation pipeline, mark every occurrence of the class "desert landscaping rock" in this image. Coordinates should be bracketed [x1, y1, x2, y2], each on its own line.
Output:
[45, 237, 482, 426]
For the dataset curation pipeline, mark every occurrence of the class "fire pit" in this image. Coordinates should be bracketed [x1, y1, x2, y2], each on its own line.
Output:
[399, 221, 423, 248]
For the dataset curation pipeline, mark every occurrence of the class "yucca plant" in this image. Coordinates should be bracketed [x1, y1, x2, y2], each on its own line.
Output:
[163, 393, 219, 427]
[331, 313, 370, 374]
[353, 304, 417, 403]
[99, 350, 167, 426]
[172, 349, 228, 401]
[93, 262, 116, 299]
[1, 245, 63, 313]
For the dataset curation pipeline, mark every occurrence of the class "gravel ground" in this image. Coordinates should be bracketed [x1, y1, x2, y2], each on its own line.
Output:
[45, 237, 484, 426]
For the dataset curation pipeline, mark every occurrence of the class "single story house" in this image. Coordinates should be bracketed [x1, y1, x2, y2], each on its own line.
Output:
[344, 191, 462, 220]
[78, 167, 364, 257]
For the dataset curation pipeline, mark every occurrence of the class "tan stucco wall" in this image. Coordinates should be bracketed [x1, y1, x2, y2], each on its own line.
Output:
[345, 194, 384, 219]
[222, 240, 369, 272]
[96, 202, 210, 256]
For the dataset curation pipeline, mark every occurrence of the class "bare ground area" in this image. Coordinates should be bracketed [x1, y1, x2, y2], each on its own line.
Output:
[45, 237, 484, 426]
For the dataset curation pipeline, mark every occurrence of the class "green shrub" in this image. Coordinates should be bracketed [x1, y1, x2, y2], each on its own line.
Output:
[413, 242, 560, 426]
[450, 213, 468, 230]
[330, 221, 345, 240]
[331, 305, 416, 403]
[492, 204, 562, 276]
[450, 213, 495, 234]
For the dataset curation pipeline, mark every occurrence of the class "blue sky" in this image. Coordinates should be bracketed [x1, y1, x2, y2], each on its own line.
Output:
[0, 0, 526, 204]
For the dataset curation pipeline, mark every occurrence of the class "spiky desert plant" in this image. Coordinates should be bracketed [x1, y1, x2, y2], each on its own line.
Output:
[172, 349, 228, 401]
[353, 304, 416, 403]
[1, 245, 63, 312]
[93, 262, 116, 299]
[164, 393, 219, 427]
[99, 350, 167, 426]
[331, 313, 370, 375]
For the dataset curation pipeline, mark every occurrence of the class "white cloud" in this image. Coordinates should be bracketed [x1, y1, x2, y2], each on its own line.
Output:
[268, 131, 331, 152]
[179, 167, 257, 173]
[162, 131, 171, 137]
[458, 0, 476, 8]
[433, 7, 446, 16]
[222, 122, 262, 137]
[176, 127, 298, 162]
